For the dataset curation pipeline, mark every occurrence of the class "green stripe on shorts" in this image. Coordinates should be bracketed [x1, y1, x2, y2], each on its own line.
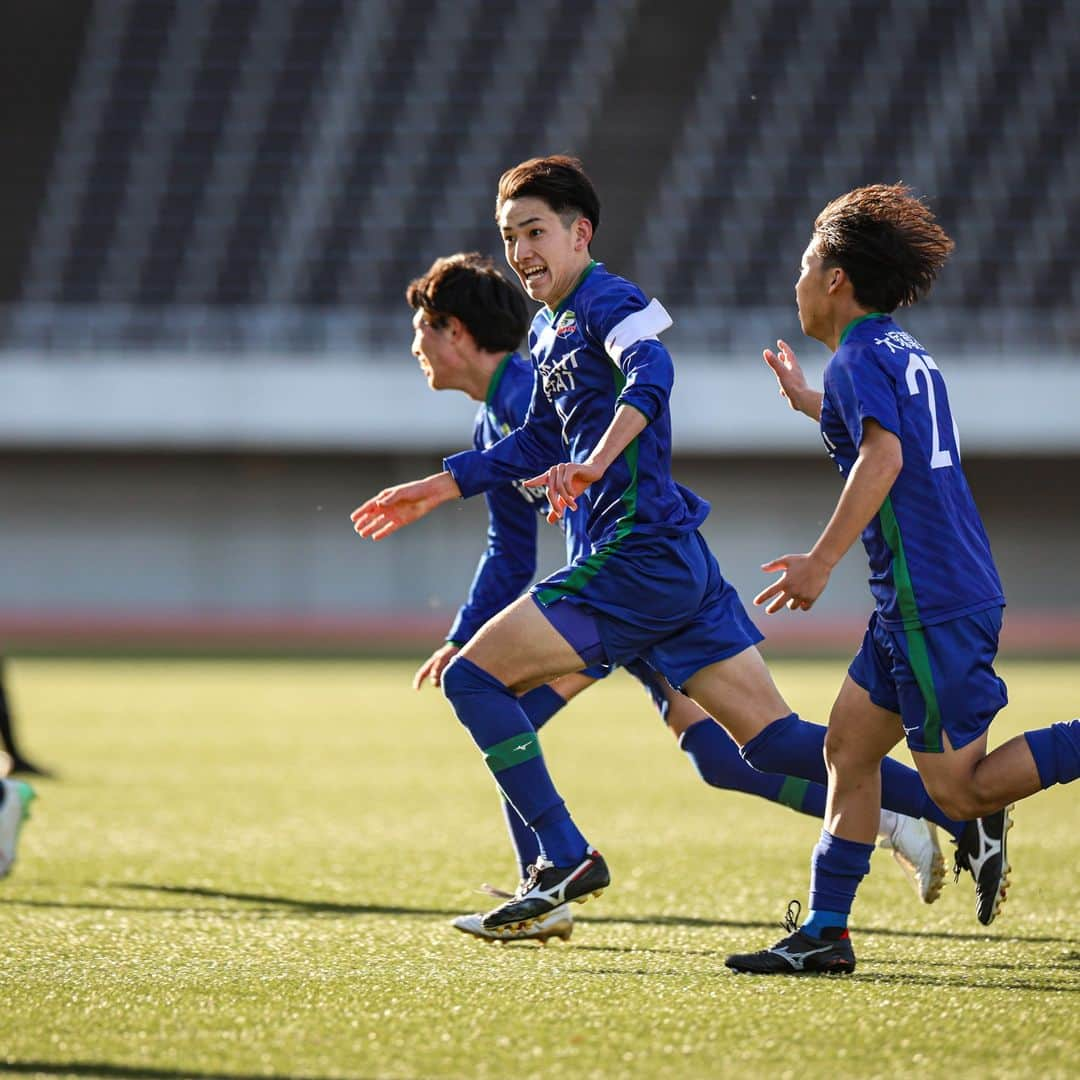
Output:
[901, 624, 944, 753]
[483, 732, 542, 773]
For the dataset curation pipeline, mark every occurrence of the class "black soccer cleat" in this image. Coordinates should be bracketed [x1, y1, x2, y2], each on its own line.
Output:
[480, 847, 610, 931]
[725, 901, 856, 975]
[953, 804, 1013, 926]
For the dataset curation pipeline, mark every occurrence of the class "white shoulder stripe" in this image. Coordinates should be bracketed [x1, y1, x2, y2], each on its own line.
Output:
[604, 298, 673, 363]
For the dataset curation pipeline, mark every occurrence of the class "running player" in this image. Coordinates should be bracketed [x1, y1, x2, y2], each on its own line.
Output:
[404, 251, 941, 942]
[726, 183, 1080, 975]
[353, 157, 989, 933]
[0, 659, 51, 777]
[0, 774, 35, 878]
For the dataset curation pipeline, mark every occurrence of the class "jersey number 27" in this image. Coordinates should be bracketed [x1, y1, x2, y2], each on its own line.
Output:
[905, 352, 958, 469]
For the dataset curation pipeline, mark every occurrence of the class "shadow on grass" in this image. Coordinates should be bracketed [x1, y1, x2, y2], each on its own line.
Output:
[563, 966, 1080, 993]
[579, 912, 1078, 946]
[0, 883, 461, 920]
[566, 948, 1080, 992]
[6, 885, 1078, 951]
[0, 1064, 372, 1080]
[115, 883, 464, 918]
[850, 970, 1080, 993]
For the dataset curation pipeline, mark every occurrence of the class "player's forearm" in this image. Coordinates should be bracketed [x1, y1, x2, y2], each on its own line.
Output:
[797, 388, 824, 422]
[585, 404, 649, 473]
[446, 426, 557, 498]
[423, 470, 462, 505]
[810, 442, 902, 569]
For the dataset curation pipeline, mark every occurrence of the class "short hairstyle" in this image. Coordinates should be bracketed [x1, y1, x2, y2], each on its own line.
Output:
[495, 154, 601, 235]
[405, 253, 528, 354]
[812, 183, 955, 312]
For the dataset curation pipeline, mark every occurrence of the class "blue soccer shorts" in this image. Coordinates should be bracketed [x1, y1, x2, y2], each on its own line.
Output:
[848, 606, 1008, 753]
[530, 529, 763, 691]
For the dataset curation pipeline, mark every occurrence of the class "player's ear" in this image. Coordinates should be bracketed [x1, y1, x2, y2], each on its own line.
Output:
[574, 215, 593, 251]
[826, 265, 846, 295]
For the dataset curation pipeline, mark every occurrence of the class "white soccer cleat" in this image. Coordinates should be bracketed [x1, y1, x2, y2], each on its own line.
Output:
[878, 815, 945, 903]
[0, 779, 35, 879]
[452, 904, 573, 944]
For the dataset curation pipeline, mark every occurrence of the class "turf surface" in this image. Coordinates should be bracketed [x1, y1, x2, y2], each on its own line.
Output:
[1, 658, 1077, 1079]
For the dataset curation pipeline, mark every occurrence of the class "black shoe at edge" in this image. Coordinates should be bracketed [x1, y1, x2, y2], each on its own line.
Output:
[725, 901, 856, 975]
[953, 804, 1013, 926]
[481, 847, 610, 930]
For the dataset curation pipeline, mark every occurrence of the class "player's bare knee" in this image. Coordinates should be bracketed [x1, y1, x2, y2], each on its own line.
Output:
[823, 726, 861, 772]
[440, 654, 479, 706]
[923, 776, 983, 821]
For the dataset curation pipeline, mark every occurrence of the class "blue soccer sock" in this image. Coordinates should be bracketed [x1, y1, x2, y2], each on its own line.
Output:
[803, 829, 874, 938]
[442, 658, 587, 866]
[1024, 719, 1080, 787]
[740, 713, 965, 842]
[500, 796, 540, 879]
[680, 718, 827, 818]
[517, 684, 566, 732]
[497, 685, 569, 877]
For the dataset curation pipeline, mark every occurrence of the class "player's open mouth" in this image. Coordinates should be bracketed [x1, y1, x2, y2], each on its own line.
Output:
[522, 264, 548, 286]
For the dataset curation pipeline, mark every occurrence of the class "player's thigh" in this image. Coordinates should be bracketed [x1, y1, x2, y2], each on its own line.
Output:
[910, 730, 989, 815]
[827, 675, 905, 772]
[546, 670, 600, 703]
[458, 594, 586, 692]
[681, 645, 792, 747]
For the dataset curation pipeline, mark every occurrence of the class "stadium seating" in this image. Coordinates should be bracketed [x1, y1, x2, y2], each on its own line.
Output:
[7, 0, 1079, 353]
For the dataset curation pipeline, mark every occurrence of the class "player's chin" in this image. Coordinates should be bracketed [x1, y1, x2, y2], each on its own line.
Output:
[523, 273, 550, 300]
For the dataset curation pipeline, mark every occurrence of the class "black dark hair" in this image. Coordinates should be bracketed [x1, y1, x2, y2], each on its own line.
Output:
[495, 154, 600, 235]
[813, 183, 955, 311]
[405, 253, 528, 353]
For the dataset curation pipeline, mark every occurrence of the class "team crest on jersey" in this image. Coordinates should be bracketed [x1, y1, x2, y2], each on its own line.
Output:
[555, 310, 577, 338]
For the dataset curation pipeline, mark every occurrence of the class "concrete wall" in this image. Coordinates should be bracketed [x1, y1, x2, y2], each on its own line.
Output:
[1, 449, 1075, 651]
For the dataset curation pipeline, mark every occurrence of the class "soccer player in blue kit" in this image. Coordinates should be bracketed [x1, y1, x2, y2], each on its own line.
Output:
[352, 157, 993, 933]
[402, 251, 940, 942]
[726, 184, 1080, 975]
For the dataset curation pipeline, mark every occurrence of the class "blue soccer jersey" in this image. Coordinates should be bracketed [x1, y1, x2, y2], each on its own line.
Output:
[444, 261, 708, 549]
[446, 352, 588, 645]
[820, 313, 1004, 630]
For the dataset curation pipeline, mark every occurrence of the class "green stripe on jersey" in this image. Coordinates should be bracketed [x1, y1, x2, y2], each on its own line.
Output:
[878, 496, 921, 628]
[483, 732, 542, 773]
[878, 496, 943, 752]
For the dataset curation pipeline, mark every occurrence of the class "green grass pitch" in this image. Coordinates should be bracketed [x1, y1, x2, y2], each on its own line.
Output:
[1, 657, 1077, 1079]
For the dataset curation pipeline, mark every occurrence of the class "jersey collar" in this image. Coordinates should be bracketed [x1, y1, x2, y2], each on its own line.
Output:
[485, 353, 515, 405]
[838, 311, 887, 347]
[547, 260, 599, 320]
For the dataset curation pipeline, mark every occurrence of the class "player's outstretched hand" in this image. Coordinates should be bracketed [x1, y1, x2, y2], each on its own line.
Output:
[754, 553, 831, 614]
[413, 642, 460, 690]
[763, 340, 822, 420]
[763, 340, 807, 409]
[524, 461, 604, 524]
[350, 472, 460, 540]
